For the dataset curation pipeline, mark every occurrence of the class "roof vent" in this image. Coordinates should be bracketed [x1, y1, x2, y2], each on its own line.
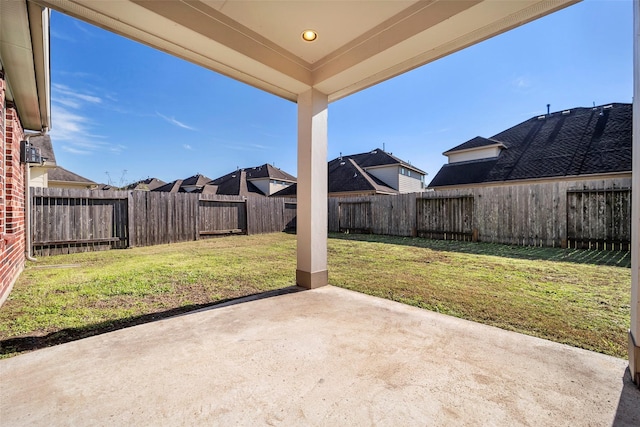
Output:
[339, 161, 346, 166]
[562, 110, 570, 115]
[603, 104, 613, 109]
[537, 115, 546, 120]
[371, 150, 377, 154]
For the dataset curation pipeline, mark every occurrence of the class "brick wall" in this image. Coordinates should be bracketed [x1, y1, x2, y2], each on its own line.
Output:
[0, 70, 26, 306]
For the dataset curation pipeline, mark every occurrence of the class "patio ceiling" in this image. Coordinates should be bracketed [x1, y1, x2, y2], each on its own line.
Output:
[36, 0, 579, 102]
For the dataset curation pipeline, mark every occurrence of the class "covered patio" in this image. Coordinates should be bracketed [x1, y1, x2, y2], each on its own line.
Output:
[1, 0, 639, 421]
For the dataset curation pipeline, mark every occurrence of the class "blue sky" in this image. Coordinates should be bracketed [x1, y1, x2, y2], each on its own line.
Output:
[49, 0, 633, 187]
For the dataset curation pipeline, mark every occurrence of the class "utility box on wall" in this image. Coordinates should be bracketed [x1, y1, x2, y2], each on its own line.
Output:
[20, 140, 41, 164]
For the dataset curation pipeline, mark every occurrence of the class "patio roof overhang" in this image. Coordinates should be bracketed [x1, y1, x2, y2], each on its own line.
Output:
[35, 0, 578, 103]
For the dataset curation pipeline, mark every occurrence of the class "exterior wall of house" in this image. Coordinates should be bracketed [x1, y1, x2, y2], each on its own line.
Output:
[29, 167, 48, 188]
[250, 178, 293, 196]
[398, 171, 425, 193]
[0, 71, 27, 306]
[447, 146, 502, 163]
[365, 165, 399, 190]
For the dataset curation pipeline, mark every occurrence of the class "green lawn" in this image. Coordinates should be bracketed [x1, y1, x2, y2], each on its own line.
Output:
[0, 233, 631, 359]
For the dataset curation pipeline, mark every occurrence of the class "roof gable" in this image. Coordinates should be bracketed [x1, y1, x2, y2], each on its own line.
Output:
[345, 148, 426, 174]
[444, 137, 505, 154]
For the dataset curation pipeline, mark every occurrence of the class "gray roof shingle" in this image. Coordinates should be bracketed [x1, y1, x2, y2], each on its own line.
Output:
[429, 103, 631, 188]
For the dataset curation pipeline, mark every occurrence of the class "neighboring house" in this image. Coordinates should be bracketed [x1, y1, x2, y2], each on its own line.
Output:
[428, 103, 631, 189]
[125, 177, 166, 191]
[47, 166, 97, 190]
[154, 164, 296, 197]
[27, 135, 99, 190]
[27, 135, 57, 188]
[273, 148, 427, 198]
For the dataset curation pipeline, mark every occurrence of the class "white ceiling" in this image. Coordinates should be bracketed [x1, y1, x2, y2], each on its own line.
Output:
[37, 0, 579, 102]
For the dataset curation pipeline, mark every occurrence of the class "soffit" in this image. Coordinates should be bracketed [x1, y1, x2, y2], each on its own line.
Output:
[0, 1, 50, 131]
[36, 0, 579, 102]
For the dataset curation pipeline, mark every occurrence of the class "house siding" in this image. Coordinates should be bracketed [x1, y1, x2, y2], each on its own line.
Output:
[398, 173, 424, 193]
[1, 70, 26, 306]
[365, 165, 399, 190]
[448, 146, 502, 163]
[29, 167, 48, 188]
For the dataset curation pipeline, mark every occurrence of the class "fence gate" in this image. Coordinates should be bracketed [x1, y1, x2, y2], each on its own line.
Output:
[198, 199, 247, 237]
[338, 201, 372, 233]
[416, 196, 475, 241]
[566, 189, 631, 250]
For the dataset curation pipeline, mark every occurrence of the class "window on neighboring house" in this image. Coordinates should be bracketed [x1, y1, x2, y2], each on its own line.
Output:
[407, 170, 411, 177]
[400, 167, 405, 175]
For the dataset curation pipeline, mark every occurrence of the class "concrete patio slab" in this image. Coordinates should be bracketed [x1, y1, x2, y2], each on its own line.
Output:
[1, 285, 638, 426]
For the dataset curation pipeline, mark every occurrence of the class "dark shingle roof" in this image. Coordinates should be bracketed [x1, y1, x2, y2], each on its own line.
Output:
[347, 148, 426, 174]
[125, 178, 166, 191]
[203, 169, 264, 197]
[48, 166, 95, 184]
[29, 134, 56, 165]
[443, 136, 505, 154]
[182, 174, 212, 187]
[245, 164, 296, 181]
[152, 179, 183, 193]
[429, 103, 631, 188]
[271, 158, 398, 197]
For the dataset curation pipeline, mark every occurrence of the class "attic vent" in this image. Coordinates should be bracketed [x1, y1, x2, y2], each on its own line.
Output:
[537, 115, 546, 120]
[562, 110, 570, 115]
[603, 104, 613, 109]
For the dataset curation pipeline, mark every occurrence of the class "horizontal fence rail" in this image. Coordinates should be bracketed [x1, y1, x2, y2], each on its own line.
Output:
[31, 177, 632, 256]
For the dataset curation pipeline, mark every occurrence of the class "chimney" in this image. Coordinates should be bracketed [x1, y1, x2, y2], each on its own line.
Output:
[546, 104, 550, 115]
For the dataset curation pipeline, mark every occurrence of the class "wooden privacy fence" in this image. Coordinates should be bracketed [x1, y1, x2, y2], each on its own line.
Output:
[416, 196, 475, 241]
[30, 188, 297, 256]
[31, 188, 129, 256]
[566, 189, 631, 250]
[328, 178, 632, 250]
[32, 178, 633, 256]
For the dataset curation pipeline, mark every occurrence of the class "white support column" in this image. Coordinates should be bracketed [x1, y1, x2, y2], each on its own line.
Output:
[630, 0, 640, 386]
[296, 88, 328, 289]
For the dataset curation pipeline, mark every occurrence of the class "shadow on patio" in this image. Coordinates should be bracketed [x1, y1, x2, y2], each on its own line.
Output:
[1, 285, 638, 425]
[0, 286, 302, 357]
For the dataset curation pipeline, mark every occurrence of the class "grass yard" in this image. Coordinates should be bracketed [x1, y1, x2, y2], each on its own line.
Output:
[0, 233, 631, 359]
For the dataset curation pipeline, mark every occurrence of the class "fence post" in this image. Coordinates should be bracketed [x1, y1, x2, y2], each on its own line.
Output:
[127, 191, 135, 248]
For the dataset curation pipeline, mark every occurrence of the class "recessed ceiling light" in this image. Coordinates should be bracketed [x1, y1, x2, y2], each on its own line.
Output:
[301, 30, 317, 42]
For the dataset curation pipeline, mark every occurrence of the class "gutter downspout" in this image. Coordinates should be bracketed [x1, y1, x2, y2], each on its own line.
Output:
[23, 131, 47, 262]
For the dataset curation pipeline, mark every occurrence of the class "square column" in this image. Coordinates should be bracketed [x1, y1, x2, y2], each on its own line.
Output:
[630, 0, 640, 386]
[296, 88, 328, 289]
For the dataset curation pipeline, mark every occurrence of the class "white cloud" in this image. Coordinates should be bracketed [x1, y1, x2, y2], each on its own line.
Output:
[61, 146, 91, 155]
[53, 83, 102, 104]
[50, 30, 76, 43]
[49, 105, 112, 155]
[183, 144, 193, 150]
[157, 112, 197, 131]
